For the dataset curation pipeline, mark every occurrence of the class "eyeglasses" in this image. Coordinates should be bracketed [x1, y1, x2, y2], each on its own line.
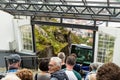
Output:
[48, 64, 54, 67]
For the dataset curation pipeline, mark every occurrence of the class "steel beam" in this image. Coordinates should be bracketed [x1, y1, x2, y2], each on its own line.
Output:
[31, 20, 98, 31]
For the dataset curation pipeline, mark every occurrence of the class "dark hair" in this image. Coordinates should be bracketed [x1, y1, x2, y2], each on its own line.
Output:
[66, 55, 76, 66]
[96, 62, 120, 80]
[70, 53, 77, 58]
[39, 59, 49, 71]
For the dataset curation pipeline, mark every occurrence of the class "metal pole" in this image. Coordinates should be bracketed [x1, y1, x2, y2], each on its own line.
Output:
[92, 20, 96, 62]
[4, 57, 8, 72]
[31, 17, 36, 53]
[60, 17, 63, 23]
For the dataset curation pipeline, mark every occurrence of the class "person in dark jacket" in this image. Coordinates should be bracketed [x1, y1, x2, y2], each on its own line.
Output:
[48, 57, 68, 80]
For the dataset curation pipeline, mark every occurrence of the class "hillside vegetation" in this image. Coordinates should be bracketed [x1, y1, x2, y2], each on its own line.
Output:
[35, 24, 92, 57]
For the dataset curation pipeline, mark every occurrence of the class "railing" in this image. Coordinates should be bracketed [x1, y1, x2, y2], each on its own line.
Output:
[4, 56, 38, 71]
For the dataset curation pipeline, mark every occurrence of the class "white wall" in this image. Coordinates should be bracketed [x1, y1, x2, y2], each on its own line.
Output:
[0, 10, 31, 52]
[0, 10, 14, 50]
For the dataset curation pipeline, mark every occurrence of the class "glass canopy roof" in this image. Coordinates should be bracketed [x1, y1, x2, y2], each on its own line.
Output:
[0, 0, 120, 21]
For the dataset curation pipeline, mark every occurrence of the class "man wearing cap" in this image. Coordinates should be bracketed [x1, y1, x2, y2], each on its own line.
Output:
[7, 54, 21, 73]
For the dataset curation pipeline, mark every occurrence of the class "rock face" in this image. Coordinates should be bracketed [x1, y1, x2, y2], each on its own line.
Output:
[35, 26, 72, 58]
[36, 45, 55, 58]
[36, 44, 70, 58]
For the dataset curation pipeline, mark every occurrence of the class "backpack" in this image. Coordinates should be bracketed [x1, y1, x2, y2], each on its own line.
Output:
[51, 70, 69, 80]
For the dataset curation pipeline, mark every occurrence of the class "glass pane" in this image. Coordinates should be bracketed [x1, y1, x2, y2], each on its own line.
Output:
[71, 44, 93, 65]
[20, 25, 33, 52]
[97, 31, 115, 63]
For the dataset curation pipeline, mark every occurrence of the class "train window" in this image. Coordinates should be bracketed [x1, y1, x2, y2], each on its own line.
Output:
[70, 44, 93, 65]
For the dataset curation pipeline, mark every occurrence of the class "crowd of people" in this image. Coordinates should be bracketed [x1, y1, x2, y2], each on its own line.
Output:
[0, 53, 120, 80]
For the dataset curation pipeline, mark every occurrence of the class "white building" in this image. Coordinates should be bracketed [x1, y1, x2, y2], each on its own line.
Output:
[0, 10, 34, 55]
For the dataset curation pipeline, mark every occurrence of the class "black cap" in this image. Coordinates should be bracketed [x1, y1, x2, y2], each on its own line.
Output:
[8, 54, 21, 64]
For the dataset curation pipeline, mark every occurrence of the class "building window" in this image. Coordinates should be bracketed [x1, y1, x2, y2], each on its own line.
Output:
[20, 25, 33, 52]
[97, 31, 115, 63]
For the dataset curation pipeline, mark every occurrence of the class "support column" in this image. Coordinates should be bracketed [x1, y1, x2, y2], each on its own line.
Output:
[94, 31, 99, 62]
[31, 17, 36, 53]
[92, 20, 97, 62]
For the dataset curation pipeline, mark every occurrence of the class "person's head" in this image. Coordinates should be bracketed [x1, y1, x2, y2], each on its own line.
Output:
[70, 53, 77, 58]
[66, 55, 76, 67]
[57, 52, 66, 62]
[16, 68, 33, 80]
[48, 57, 62, 73]
[8, 54, 21, 69]
[39, 59, 49, 72]
[89, 63, 99, 71]
[96, 62, 120, 80]
[1, 74, 21, 80]
[89, 74, 96, 80]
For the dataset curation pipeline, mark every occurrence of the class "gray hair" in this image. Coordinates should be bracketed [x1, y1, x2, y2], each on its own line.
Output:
[50, 57, 62, 67]
[90, 63, 99, 70]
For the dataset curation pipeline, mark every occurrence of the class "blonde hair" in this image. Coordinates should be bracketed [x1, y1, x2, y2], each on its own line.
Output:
[57, 52, 66, 62]
[88, 74, 96, 80]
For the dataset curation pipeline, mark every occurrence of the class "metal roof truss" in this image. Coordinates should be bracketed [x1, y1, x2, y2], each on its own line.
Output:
[0, 1, 120, 22]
